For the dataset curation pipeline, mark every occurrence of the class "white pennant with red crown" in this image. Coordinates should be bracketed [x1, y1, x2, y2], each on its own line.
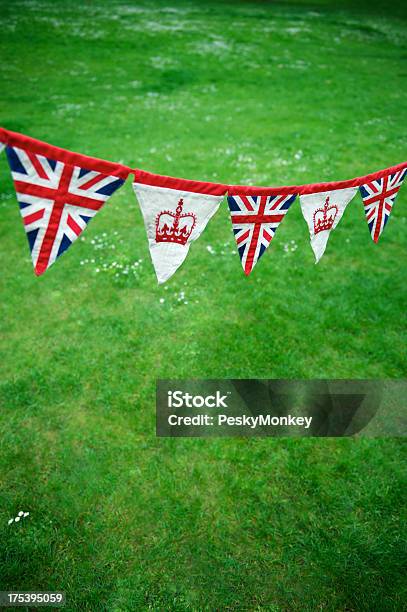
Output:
[133, 173, 226, 283]
[300, 187, 358, 262]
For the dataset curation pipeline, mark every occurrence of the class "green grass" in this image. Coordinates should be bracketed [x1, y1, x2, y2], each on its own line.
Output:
[0, 0, 406, 610]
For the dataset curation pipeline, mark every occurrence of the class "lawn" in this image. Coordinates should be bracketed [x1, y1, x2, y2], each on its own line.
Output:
[0, 0, 406, 610]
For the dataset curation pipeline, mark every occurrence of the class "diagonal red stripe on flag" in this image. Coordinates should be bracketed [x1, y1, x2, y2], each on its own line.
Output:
[241, 195, 255, 212]
[66, 214, 82, 236]
[77, 173, 105, 191]
[236, 228, 250, 244]
[269, 195, 286, 210]
[23, 209, 44, 225]
[26, 150, 49, 181]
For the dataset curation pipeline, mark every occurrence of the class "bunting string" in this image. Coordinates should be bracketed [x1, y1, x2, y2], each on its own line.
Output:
[0, 127, 405, 283]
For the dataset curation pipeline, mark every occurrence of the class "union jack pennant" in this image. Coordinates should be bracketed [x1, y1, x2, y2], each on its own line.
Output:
[6, 144, 126, 275]
[228, 193, 296, 275]
[359, 168, 406, 243]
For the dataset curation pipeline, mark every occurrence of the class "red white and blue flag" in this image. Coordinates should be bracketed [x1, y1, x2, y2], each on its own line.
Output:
[359, 169, 406, 243]
[0, 127, 406, 280]
[5, 137, 128, 275]
[228, 193, 296, 275]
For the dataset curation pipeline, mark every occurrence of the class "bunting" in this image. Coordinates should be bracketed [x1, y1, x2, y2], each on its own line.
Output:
[227, 192, 296, 275]
[133, 170, 226, 283]
[299, 187, 358, 263]
[0, 127, 405, 281]
[3, 130, 130, 275]
[359, 168, 406, 243]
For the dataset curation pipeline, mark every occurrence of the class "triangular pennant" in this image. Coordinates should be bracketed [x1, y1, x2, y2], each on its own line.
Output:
[300, 187, 358, 263]
[228, 193, 296, 275]
[359, 168, 406, 243]
[133, 171, 226, 284]
[5, 143, 126, 275]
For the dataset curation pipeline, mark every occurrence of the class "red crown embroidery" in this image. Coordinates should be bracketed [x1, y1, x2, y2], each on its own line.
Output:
[313, 196, 338, 235]
[155, 198, 196, 246]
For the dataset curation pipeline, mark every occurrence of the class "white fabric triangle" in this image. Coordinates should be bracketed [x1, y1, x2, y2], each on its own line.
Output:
[300, 187, 358, 262]
[134, 182, 224, 283]
[0, 142, 5, 154]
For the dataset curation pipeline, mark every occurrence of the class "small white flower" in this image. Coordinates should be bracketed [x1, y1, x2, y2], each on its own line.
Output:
[18, 511, 23, 517]
[24, 512, 29, 517]
[95, 268, 100, 273]
[15, 517, 20, 522]
[159, 298, 165, 303]
[8, 519, 13, 525]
